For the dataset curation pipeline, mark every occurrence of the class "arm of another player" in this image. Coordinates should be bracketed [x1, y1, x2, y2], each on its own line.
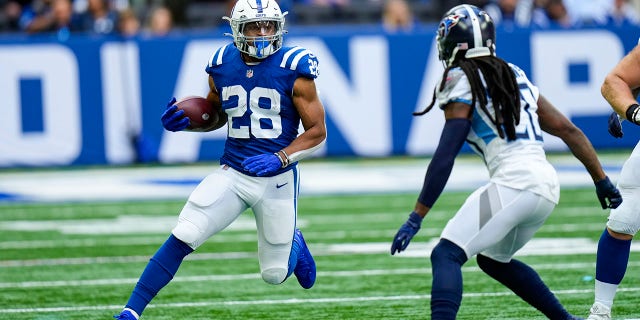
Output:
[537, 94, 622, 209]
[390, 102, 472, 255]
[601, 43, 640, 124]
[282, 77, 327, 163]
[414, 102, 472, 217]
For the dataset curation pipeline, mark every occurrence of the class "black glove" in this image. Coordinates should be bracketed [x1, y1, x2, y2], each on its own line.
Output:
[608, 112, 623, 138]
[595, 176, 622, 209]
[390, 211, 423, 255]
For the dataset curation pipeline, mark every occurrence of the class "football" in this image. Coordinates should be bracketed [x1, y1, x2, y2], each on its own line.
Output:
[175, 96, 219, 131]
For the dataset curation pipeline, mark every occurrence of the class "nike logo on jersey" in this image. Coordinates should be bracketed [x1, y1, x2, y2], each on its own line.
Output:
[276, 183, 288, 188]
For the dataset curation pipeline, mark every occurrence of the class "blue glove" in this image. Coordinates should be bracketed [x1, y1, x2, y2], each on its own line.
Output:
[595, 176, 622, 209]
[242, 154, 282, 176]
[161, 97, 189, 132]
[390, 211, 423, 255]
[608, 112, 623, 138]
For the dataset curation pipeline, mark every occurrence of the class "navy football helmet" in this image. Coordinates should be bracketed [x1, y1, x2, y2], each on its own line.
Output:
[436, 4, 496, 67]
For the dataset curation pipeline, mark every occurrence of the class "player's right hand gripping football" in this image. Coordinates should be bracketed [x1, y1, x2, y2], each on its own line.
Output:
[608, 112, 624, 138]
[390, 211, 423, 255]
[595, 176, 622, 209]
[161, 97, 190, 132]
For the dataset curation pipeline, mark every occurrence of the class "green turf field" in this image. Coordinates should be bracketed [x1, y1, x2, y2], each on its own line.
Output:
[1, 189, 638, 319]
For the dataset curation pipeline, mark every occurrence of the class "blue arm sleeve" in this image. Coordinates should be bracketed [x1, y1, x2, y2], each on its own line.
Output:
[417, 118, 472, 208]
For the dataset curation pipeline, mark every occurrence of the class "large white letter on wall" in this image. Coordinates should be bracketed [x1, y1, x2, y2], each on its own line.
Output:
[0, 45, 81, 166]
[406, 39, 445, 155]
[294, 36, 391, 156]
[531, 30, 623, 150]
[159, 39, 228, 163]
[102, 42, 142, 164]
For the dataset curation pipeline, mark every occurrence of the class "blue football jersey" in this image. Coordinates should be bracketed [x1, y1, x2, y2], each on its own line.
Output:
[205, 45, 319, 176]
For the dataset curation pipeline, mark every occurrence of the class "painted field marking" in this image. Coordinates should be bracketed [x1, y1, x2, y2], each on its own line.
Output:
[2, 287, 640, 314]
[2, 261, 640, 289]
[3, 238, 640, 268]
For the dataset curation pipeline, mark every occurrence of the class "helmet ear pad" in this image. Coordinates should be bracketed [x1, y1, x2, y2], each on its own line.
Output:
[436, 4, 496, 67]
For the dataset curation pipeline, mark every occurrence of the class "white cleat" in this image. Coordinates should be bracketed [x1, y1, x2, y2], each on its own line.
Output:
[586, 302, 611, 320]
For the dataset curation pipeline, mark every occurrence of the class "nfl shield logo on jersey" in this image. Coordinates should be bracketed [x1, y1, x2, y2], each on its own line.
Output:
[246, 69, 253, 78]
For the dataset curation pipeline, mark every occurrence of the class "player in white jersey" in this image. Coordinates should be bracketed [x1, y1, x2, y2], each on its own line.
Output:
[114, 0, 326, 318]
[389, 4, 622, 320]
[586, 40, 640, 320]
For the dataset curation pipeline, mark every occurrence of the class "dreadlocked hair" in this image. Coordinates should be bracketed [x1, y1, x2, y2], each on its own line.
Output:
[414, 56, 521, 141]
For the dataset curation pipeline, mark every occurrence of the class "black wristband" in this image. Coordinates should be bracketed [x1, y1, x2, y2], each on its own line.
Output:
[274, 152, 286, 167]
[625, 103, 640, 125]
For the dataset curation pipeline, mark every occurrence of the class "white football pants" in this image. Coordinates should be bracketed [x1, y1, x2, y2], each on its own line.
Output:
[172, 164, 299, 284]
[441, 183, 556, 262]
[607, 142, 640, 235]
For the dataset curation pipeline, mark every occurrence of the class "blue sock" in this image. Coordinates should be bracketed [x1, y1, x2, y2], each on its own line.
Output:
[125, 234, 194, 316]
[477, 255, 571, 319]
[430, 239, 468, 320]
[596, 228, 631, 284]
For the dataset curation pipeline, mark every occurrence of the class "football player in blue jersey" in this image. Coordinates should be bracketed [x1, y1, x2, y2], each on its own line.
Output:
[389, 4, 622, 320]
[586, 41, 640, 320]
[114, 0, 326, 318]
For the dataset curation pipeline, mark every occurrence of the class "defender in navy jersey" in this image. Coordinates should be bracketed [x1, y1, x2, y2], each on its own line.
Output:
[389, 5, 621, 320]
[115, 0, 326, 318]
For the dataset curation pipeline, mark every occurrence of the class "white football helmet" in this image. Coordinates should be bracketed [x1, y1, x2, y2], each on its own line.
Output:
[224, 0, 288, 59]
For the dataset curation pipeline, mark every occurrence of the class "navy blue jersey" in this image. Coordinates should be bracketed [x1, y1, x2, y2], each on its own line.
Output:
[205, 45, 319, 176]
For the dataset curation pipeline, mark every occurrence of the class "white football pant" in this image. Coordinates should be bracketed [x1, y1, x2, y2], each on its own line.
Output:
[441, 183, 556, 262]
[607, 142, 640, 236]
[172, 164, 299, 284]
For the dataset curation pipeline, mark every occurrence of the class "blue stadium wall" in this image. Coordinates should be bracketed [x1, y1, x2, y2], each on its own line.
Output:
[1, 24, 639, 167]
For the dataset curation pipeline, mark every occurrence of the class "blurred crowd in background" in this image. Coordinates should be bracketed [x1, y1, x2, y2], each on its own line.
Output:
[0, 0, 639, 38]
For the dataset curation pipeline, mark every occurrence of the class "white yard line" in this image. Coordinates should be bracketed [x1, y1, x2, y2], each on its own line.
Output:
[4, 238, 640, 268]
[2, 287, 640, 314]
[2, 256, 640, 289]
